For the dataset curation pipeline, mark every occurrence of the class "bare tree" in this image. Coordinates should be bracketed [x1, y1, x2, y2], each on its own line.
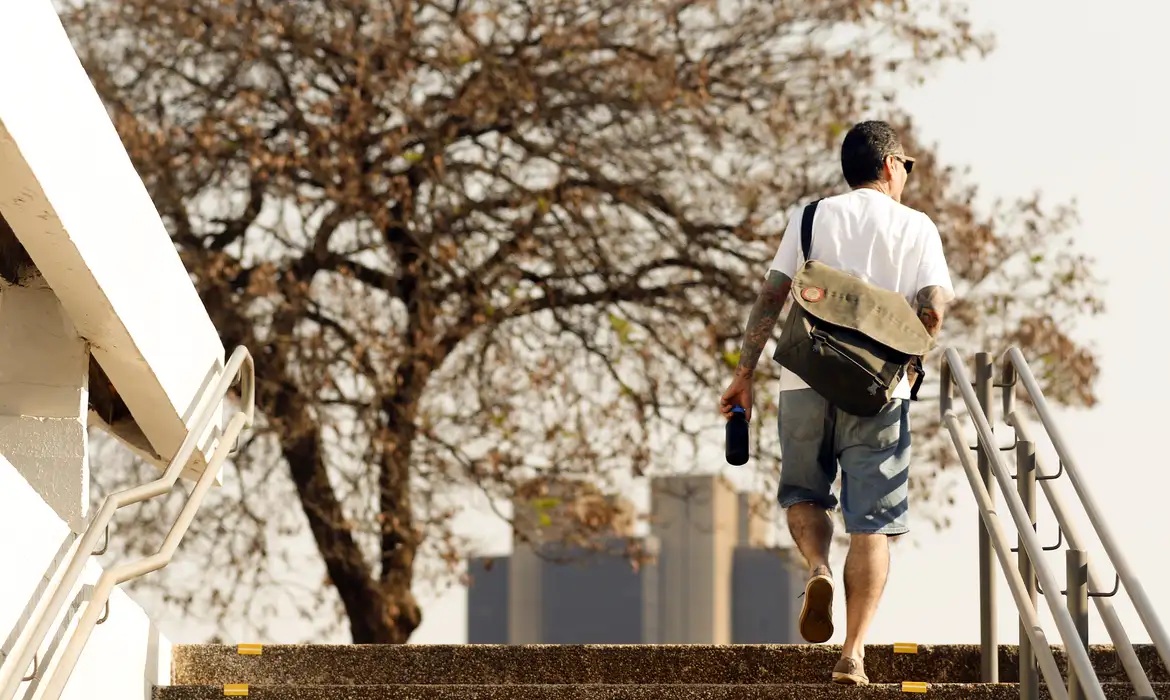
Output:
[64, 0, 1102, 643]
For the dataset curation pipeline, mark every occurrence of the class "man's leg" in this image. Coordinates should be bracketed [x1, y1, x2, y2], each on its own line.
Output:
[787, 503, 835, 644]
[842, 533, 890, 660]
[831, 399, 911, 685]
[787, 502, 833, 573]
[776, 388, 838, 643]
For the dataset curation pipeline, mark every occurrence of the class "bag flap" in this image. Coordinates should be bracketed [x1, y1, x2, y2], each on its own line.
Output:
[790, 260, 934, 356]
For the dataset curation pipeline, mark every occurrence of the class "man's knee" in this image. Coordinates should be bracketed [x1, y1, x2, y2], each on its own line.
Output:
[785, 501, 835, 533]
[847, 538, 889, 564]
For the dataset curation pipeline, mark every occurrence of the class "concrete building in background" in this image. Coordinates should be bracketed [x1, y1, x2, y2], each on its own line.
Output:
[466, 474, 805, 644]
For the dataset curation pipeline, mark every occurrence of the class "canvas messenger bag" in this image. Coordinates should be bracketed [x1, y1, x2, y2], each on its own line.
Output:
[772, 199, 935, 417]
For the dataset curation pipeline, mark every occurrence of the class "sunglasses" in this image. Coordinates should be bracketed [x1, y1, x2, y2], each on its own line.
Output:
[892, 155, 915, 174]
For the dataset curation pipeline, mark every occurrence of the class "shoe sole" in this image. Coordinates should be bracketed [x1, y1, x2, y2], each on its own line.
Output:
[798, 574, 834, 643]
[831, 671, 869, 686]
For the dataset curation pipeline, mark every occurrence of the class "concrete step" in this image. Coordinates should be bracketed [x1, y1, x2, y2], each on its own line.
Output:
[171, 644, 1167, 687]
[154, 683, 1168, 700]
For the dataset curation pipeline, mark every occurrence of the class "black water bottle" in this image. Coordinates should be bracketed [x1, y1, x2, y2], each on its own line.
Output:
[725, 405, 749, 466]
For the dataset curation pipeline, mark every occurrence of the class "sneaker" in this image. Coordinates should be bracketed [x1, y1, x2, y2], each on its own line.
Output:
[798, 565, 834, 643]
[832, 656, 869, 686]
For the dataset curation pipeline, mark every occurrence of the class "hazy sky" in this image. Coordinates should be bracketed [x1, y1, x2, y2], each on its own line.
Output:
[402, 2, 1170, 649]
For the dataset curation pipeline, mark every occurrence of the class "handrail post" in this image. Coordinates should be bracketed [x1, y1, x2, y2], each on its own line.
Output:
[975, 351, 998, 682]
[1017, 439, 1039, 700]
[1067, 549, 1090, 700]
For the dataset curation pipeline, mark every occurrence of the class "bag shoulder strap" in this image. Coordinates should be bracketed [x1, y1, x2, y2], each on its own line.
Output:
[800, 199, 821, 262]
[909, 357, 925, 401]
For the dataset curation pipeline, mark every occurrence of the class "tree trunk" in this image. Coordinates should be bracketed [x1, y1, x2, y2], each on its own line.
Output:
[275, 375, 409, 643]
[375, 381, 423, 643]
[283, 428, 390, 642]
[284, 426, 420, 643]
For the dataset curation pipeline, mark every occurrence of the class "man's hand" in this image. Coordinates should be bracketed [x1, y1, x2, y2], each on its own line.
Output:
[720, 367, 755, 421]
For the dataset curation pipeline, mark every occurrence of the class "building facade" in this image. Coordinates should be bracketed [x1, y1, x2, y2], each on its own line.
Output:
[467, 474, 806, 644]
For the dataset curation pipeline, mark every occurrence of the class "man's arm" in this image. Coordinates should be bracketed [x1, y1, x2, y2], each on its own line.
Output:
[915, 285, 950, 338]
[733, 270, 793, 376]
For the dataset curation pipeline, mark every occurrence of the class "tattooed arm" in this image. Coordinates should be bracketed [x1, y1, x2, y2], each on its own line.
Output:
[736, 270, 794, 374]
[914, 285, 951, 338]
[720, 270, 792, 419]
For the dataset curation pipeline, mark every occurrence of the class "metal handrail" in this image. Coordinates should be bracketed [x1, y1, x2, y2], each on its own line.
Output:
[1000, 347, 1170, 690]
[1012, 417, 1155, 698]
[940, 403, 1068, 697]
[0, 346, 255, 700]
[941, 348, 1106, 700]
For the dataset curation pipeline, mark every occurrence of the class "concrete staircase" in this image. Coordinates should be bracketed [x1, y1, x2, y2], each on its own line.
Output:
[157, 644, 1168, 699]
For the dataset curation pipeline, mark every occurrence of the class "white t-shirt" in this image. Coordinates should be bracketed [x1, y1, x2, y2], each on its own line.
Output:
[768, 188, 954, 396]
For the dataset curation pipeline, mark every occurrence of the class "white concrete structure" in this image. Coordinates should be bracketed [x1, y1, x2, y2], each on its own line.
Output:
[0, 2, 251, 699]
[0, 0, 227, 483]
[0, 458, 170, 700]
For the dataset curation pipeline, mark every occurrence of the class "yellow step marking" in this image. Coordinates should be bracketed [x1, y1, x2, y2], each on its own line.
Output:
[237, 643, 263, 656]
[893, 642, 919, 654]
[902, 681, 929, 693]
[224, 684, 249, 697]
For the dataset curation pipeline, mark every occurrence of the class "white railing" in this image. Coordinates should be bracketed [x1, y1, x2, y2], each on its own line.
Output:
[0, 346, 255, 700]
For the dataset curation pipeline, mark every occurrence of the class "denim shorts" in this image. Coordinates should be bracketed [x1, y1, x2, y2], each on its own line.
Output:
[777, 388, 911, 535]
